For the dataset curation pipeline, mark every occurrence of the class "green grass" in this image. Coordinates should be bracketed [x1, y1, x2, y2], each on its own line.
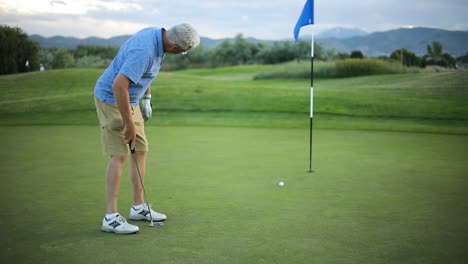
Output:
[1, 66, 467, 263]
[1, 67, 467, 134]
[0, 126, 467, 264]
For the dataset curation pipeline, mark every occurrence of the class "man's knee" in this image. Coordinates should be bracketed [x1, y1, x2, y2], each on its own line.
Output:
[110, 155, 128, 165]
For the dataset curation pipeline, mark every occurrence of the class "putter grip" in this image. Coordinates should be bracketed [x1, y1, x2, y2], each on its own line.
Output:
[129, 143, 135, 154]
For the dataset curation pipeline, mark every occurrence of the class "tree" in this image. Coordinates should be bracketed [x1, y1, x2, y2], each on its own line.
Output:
[232, 34, 253, 64]
[455, 52, 468, 69]
[212, 39, 236, 66]
[74, 45, 118, 60]
[50, 48, 74, 69]
[293, 40, 329, 61]
[335, 52, 350, 60]
[426, 42, 443, 65]
[0, 25, 39, 74]
[424, 41, 455, 67]
[294, 40, 310, 61]
[390, 48, 421, 67]
[350, 50, 364, 59]
[442, 53, 456, 68]
[313, 42, 327, 61]
[148, 36, 337, 69]
[456, 52, 468, 63]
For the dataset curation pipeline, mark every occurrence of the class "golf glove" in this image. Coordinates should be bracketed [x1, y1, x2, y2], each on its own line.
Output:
[141, 98, 152, 121]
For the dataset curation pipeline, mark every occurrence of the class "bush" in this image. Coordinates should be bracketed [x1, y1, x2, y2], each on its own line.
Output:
[74, 56, 111, 68]
[335, 58, 401, 77]
[254, 59, 421, 80]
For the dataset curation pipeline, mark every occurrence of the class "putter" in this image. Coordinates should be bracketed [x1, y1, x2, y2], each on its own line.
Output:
[129, 143, 163, 227]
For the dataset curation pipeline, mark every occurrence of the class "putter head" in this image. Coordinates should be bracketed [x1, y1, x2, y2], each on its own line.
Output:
[149, 221, 164, 227]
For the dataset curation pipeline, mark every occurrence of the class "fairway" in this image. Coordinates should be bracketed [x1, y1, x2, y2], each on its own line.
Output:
[1, 126, 467, 264]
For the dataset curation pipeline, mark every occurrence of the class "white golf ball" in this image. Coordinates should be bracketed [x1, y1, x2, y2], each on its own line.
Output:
[278, 181, 285, 187]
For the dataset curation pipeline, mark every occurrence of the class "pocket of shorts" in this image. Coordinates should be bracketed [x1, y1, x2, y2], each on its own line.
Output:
[106, 118, 124, 131]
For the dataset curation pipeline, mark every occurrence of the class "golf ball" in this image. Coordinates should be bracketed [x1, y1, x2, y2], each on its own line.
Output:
[279, 181, 285, 187]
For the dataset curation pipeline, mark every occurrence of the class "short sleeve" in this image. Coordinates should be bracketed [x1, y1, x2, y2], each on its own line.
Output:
[119, 48, 150, 84]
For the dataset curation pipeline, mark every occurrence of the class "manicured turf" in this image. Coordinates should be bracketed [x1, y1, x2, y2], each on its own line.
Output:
[0, 126, 467, 263]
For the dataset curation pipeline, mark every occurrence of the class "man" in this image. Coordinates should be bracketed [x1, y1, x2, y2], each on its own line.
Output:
[94, 23, 200, 234]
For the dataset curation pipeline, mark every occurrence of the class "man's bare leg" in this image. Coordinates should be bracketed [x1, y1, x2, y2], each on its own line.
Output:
[106, 155, 127, 214]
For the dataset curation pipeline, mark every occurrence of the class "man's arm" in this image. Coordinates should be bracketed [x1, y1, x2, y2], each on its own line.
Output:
[112, 73, 136, 149]
[145, 87, 151, 97]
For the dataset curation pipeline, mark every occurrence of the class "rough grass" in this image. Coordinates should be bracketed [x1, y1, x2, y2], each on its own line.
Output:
[0, 66, 467, 134]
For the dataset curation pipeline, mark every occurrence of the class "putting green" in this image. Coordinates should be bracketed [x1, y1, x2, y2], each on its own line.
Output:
[0, 126, 467, 263]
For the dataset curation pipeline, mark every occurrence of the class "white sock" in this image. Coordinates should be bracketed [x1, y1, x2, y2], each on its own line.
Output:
[105, 213, 119, 220]
[133, 204, 144, 210]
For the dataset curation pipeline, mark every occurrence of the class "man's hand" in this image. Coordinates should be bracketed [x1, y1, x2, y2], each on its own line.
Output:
[124, 123, 137, 149]
[141, 98, 152, 121]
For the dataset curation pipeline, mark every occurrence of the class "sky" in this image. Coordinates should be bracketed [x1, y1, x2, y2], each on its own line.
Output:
[1, 0, 467, 40]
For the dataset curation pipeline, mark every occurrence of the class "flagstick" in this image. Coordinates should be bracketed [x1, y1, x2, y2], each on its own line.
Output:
[308, 25, 315, 173]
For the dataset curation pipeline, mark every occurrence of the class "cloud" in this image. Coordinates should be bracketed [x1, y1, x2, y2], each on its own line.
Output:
[316, 0, 468, 31]
[20, 15, 149, 38]
[1, 0, 467, 39]
[89, 0, 144, 12]
[50, 1, 67, 7]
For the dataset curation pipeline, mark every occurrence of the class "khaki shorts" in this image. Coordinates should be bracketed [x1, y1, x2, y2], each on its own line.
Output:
[95, 97, 148, 156]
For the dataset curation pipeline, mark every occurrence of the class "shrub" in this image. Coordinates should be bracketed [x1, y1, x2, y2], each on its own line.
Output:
[335, 58, 400, 77]
[254, 59, 421, 80]
[74, 56, 111, 68]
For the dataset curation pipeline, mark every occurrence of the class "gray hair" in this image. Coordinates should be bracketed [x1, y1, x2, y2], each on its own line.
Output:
[166, 23, 200, 50]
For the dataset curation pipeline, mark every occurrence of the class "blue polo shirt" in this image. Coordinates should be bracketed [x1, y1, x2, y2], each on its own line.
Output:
[94, 27, 165, 105]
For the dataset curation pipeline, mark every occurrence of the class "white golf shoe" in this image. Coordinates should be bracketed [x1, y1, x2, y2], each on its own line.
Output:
[101, 214, 139, 234]
[129, 204, 167, 222]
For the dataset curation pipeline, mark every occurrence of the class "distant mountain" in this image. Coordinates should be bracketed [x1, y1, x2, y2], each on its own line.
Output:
[316, 27, 468, 57]
[199, 37, 227, 49]
[30, 34, 131, 49]
[316, 27, 368, 39]
[30, 27, 468, 57]
[30, 34, 238, 49]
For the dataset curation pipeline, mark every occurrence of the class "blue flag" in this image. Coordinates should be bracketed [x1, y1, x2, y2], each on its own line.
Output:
[294, 0, 314, 41]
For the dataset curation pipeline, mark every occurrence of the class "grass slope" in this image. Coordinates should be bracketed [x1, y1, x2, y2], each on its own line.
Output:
[0, 66, 467, 134]
[0, 126, 467, 263]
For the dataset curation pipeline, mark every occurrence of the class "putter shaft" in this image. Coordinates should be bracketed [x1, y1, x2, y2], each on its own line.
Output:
[129, 144, 155, 226]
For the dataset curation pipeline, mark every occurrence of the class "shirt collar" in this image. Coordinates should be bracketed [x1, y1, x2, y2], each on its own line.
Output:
[157, 28, 165, 56]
